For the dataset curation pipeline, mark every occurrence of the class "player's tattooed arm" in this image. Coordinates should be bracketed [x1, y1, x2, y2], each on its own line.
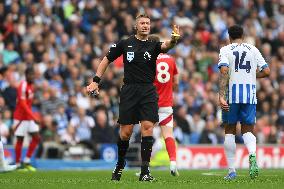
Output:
[219, 66, 229, 98]
[219, 66, 230, 111]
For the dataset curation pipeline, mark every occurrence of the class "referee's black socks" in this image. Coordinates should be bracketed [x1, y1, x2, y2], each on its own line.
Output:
[117, 137, 129, 165]
[141, 136, 154, 175]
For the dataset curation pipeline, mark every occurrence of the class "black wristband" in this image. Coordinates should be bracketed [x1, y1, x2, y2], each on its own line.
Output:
[93, 76, 101, 84]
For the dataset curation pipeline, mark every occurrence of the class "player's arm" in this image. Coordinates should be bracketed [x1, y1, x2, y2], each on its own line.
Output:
[219, 66, 229, 98]
[97, 42, 123, 77]
[255, 47, 270, 78]
[219, 66, 230, 111]
[172, 60, 179, 91]
[19, 100, 37, 120]
[95, 57, 111, 78]
[161, 25, 180, 52]
[87, 42, 123, 95]
[256, 66, 270, 78]
[173, 74, 179, 92]
[218, 47, 230, 111]
[86, 57, 111, 96]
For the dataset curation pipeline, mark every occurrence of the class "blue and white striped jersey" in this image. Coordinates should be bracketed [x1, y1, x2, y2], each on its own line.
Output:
[218, 43, 268, 104]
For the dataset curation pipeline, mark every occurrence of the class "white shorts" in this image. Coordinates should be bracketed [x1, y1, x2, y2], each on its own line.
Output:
[13, 120, 39, 137]
[158, 107, 173, 127]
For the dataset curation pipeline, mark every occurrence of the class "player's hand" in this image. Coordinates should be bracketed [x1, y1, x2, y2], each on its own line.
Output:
[219, 96, 229, 111]
[86, 82, 99, 97]
[171, 25, 181, 42]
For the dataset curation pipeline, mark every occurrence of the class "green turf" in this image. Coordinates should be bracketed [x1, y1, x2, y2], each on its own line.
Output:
[0, 169, 283, 189]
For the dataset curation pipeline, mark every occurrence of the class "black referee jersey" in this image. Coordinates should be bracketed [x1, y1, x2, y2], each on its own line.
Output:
[106, 35, 163, 84]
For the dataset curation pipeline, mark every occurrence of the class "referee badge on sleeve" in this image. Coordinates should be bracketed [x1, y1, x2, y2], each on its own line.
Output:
[127, 52, 134, 62]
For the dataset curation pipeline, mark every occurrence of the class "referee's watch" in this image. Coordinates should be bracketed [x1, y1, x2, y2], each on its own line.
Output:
[93, 75, 101, 84]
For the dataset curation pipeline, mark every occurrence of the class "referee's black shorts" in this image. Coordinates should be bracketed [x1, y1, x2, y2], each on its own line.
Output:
[118, 83, 159, 125]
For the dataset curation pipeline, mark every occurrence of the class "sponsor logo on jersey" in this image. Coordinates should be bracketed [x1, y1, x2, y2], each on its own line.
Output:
[144, 51, 151, 61]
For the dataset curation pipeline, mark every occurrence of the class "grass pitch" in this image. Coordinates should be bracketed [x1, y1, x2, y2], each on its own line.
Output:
[0, 169, 283, 189]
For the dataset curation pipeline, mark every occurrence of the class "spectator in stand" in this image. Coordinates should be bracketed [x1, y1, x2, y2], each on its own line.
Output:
[41, 87, 65, 115]
[54, 104, 69, 137]
[70, 107, 95, 147]
[92, 109, 116, 144]
[174, 105, 191, 144]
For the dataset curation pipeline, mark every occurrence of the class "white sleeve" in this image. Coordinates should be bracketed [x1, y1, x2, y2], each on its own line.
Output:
[218, 47, 229, 69]
[255, 48, 268, 71]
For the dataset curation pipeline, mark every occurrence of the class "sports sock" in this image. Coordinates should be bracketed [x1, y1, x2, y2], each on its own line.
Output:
[117, 137, 129, 165]
[15, 139, 24, 164]
[243, 132, 256, 155]
[141, 136, 154, 175]
[0, 140, 5, 166]
[224, 134, 236, 173]
[26, 135, 40, 160]
[165, 137, 176, 161]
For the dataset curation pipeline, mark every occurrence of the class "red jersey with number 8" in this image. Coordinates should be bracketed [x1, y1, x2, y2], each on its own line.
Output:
[154, 54, 178, 107]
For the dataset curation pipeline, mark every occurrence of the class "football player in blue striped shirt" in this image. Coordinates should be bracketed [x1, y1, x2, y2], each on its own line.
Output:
[218, 25, 270, 180]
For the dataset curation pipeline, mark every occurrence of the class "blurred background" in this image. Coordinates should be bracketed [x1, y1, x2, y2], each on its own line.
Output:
[0, 0, 284, 170]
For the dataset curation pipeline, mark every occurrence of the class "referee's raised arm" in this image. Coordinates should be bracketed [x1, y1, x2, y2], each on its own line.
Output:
[161, 25, 181, 52]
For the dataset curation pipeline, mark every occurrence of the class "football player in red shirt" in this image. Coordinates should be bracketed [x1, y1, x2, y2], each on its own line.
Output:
[13, 67, 40, 171]
[154, 52, 179, 176]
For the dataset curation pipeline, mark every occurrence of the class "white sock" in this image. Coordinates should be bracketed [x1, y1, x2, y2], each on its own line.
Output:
[243, 132, 256, 155]
[24, 157, 31, 164]
[224, 134, 236, 173]
[170, 161, 176, 168]
[0, 140, 5, 167]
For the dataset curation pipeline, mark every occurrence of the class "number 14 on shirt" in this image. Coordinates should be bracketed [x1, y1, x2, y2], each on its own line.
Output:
[233, 51, 251, 73]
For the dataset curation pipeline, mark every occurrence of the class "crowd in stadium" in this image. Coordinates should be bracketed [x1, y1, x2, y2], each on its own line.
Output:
[0, 0, 284, 158]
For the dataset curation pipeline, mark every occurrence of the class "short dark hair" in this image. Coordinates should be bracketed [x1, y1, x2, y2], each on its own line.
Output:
[228, 25, 244, 40]
[136, 13, 150, 21]
[0, 66, 8, 75]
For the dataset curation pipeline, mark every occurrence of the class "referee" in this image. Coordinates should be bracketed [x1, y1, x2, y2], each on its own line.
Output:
[87, 14, 180, 182]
